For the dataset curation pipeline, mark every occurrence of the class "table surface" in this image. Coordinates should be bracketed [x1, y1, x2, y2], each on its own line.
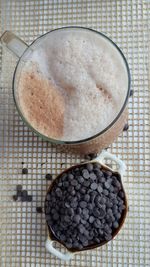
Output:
[0, 0, 150, 266]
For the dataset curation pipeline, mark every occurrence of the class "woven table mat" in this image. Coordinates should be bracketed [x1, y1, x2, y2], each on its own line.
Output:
[0, 0, 150, 266]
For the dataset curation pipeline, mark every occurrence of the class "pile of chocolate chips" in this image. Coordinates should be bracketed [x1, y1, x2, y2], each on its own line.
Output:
[45, 162, 126, 250]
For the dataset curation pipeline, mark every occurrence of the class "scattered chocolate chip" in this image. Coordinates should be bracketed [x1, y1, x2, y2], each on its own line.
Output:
[27, 195, 33, 202]
[123, 123, 129, 131]
[21, 196, 27, 202]
[45, 173, 52, 180]
[22, 168, 28, 174]
[21, 190, 28, 202]
[21, 190, 28, 197]
[129, 89, 134, 97]
[13, 195, 18, 201]
[16, 184, 22, 192]
[36, 207, 43, 213]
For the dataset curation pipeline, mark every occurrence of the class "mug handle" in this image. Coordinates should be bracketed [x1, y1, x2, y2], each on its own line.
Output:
[95, 150, 126, 176]
[0, 31, 28, 58]
[45, 238, 73, 261]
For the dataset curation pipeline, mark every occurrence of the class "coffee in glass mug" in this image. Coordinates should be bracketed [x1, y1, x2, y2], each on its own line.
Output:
[0, 27, 130, 153]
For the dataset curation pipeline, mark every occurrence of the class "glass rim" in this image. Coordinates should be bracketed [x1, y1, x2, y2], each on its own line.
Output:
[13, 26, 131, 145]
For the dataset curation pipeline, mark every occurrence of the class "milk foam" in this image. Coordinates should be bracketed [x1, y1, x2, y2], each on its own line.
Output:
[18, 28, 128, 141]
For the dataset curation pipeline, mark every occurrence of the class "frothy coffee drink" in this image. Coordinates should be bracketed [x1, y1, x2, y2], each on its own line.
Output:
[17, 28, 128, 141]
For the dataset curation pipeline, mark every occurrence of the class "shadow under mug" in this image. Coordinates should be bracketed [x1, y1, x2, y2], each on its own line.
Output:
[0, 27, 131, 154]
[45, 150, 128, 261]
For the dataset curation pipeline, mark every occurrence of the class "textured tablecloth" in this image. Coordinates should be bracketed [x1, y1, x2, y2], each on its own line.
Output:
[0, 1, 150, 266]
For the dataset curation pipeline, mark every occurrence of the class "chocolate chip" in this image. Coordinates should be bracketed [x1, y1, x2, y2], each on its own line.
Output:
[90, 173, 97, 181]
[70, 201, 78, 208]
[73, 214, 80, 224]
[103, 189, 109, 196]
[90, 182, 98, 190]
[16, 184, 22, 192]
[105, 234, 112, 241]
[84, 194, 90, 202]
[83, 180, 90, 187]
[79, 201, 87, 208]
[36, 207, 43, 213]
[80, 187, 87, 194]
[45, 206, 51, 214]
[93, 207, 100, 217]
[22, 168, 28, 174]
[113, 221, 119, 229]
[82, 169, 90, 179]
[80, 235, 88, 246]
[68, 174, 74, 180]
[63, 181, 69, 187]
[86, 163, 93, 172]
[115, 212, 121, 220]
[118, 191, 125, 198]
[129, 89, 134, 97]
[123, 123, 129, 131]
[66, 243, 72, 249]
[13, 195, 18, 201]
[21, 190, 28, 197]
[104, 181, 111, 189]
[106, 200, 113, 208]
[27, 195, 33, 202]
[99, 208, 106, 219]
[77, 207, 82, 215]
[109, 185, 114, 192]
[53, 212, 59, 220]
[45, 173, 52, 180]
[78, 176, 84, 184]
[75, 184, 81, 190]
[46, 194, 51, 201]
[84, 153, 97, 160]
[90, 191, 97, 203]
[55, 188, 62, 197]
[89, 216, 95, 224]
[58, 182, 63, 187]
[96, 218, 102, 226]
[100, 177, 106, 183]
[45, 214, 51, 221]
[70, 179, 78, 186]
[79, 224, 85, 234]
[82, 208, 89, 220]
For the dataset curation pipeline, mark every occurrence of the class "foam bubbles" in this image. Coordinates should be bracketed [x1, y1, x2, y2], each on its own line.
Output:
[18, 28, 128, 141]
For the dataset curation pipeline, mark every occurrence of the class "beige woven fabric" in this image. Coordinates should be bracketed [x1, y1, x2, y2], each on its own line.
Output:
[0, 0, 150, 266]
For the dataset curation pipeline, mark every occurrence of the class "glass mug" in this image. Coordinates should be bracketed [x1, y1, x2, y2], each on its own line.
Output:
[0, 27, 131, 154]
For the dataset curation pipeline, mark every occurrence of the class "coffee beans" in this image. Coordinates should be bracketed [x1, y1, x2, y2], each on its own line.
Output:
[45, 163, 126, 251]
